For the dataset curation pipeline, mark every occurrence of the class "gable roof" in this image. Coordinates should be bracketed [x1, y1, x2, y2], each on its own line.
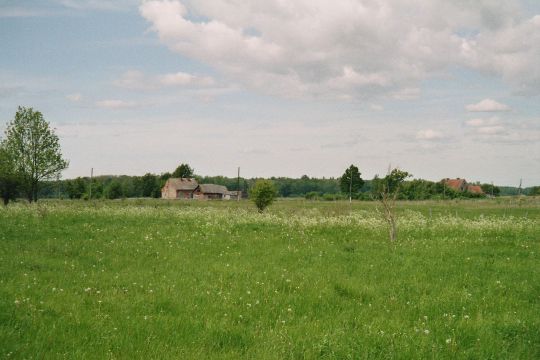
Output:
[467, 185, 483, 194]
[199, 184, 228, 194]
[443, 178, 467, 190]
[165, 178, 198, 191]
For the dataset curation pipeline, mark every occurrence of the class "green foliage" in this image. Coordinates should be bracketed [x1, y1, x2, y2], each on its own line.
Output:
[140, 173, 161, 198]
[105, 180, 124, 199]
[372, 169, 411, 199]
[65, 177, 87, 199]
[481, 183, 501, 196]
[339, 165, 364, 197]
[0, 200, 538, 358]
[1, 106, 68, 202]
[172, 163, 194, 178]
[0, 144, 20, 205]
[250, 179, 278, 212]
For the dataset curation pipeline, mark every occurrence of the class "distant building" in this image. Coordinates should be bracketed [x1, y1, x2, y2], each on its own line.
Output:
[442, 178, 484, 194]
[161, 178, 235, 200]
[193, 184, 230, 200]
[161, 178, 198, 199]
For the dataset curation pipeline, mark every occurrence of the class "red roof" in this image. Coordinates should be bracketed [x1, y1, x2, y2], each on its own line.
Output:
[443, 178, 466, 191]
[467, 185, 483, 194]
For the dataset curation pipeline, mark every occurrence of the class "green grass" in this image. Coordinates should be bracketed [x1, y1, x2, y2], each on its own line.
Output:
[1, 198, 539, 359]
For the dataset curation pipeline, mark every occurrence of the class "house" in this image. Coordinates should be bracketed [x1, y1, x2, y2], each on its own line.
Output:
[161, 178, 198, 199]
[161, 178, 233, 200]
[193, 184, 230, 200]
[441, 178, 484, 194]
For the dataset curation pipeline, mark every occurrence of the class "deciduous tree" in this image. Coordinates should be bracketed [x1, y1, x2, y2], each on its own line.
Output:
[372, 168, 411, 242]
[2, 107, 68, 202]
[172, 163, 194, 178]
[0, 144, 20, 205]
[250, 179, 278, 212]
[340, 165, 364, 201]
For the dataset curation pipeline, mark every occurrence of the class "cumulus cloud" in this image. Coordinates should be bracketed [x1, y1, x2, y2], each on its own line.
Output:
[139, 0, 540, 99]
[466, 99, 511, 112]
[113, 70, 215, 90]
[95, 99, 138, 109]
[416, 129, 445, 141]
[66, 93, 82, 102]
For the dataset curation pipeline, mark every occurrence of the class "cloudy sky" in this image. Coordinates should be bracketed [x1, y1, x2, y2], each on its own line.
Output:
[1, 0, 539, 186]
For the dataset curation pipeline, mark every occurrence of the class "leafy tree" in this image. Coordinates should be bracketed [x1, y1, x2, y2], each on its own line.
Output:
[65, 177, 86, 199]
[372, 168, 411, 242]
[140, 173, 161, 198]
[481, 183, 500, 196]
[0, 144, 20, 205]
[250, 179, 278, 212]
[527, 186, 540, 196]
[172, 163, 194, 178]
[2, 107, 68, 202]
[105, 180, 123, 199]
[340, 165, 364, 201]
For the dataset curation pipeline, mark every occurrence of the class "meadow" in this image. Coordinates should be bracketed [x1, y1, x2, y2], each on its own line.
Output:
[1, 198, 538, 359]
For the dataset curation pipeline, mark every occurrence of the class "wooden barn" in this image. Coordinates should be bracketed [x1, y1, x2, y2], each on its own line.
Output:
[161, 178, 199, 199]
[161, 178, 234, 200]
[193, 184, 230, 200]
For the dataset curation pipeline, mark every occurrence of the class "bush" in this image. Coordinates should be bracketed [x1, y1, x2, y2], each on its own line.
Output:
[305, 191, 321, 200]
[250, 179, 278, 212]
[105, 181, 124, 199]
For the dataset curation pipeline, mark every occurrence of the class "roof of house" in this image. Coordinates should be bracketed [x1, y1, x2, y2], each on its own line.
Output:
[443, 178, 467, 190]
[199, 184, 228, 194]
[165, 178, 198, 191]
[467, 185, 483, 194]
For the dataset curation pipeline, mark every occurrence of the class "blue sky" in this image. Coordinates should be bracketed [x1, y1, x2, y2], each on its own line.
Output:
[1, 0, 539, 186]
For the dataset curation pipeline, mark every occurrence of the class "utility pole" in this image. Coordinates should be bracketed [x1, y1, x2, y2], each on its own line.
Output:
[237, 167, 240, 201]
[491, 181, 494, 197]
[518, 178, 522, 196]
[89, 168, 93, 199]
[349, 167, 352, 203]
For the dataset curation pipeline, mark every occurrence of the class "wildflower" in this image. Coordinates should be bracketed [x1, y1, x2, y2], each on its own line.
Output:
[424, 329, 430, 335]
[446, 338, 452, 344]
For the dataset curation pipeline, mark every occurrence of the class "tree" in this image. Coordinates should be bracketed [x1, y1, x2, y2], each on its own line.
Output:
[340, 165, 364, 201]
[0, 144, 20, 205]
[481, 183, 500, 197]
[250, 179, 278, 212]
[105, 180, 123, 199]
[172, 163, 194, 178]
[372, 168, 411, 242]
[2, 107, 68, 202]
[140, 173, 161, 198]
[65, 177, 86, 199]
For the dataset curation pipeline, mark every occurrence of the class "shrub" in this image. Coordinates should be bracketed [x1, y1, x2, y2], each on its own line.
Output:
[250, 179, 278, 212]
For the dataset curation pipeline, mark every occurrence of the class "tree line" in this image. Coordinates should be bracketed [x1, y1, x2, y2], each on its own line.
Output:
[1, 107, 535, 205]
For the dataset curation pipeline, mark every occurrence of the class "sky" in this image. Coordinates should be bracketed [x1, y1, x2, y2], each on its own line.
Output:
[1, 0, 539, 186]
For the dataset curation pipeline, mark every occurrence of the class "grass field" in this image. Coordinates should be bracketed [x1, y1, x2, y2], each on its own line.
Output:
[1, 198, 539, 359]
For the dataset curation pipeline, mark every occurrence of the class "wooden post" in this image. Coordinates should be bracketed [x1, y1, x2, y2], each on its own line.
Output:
[237, 167, 240, 201]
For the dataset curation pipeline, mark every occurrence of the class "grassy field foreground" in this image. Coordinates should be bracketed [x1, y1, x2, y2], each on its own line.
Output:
[0, 199, 539, 358]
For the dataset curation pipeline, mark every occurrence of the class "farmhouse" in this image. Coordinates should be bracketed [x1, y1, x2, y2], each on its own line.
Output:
[442, 178, 484, 194]
[161, 178, 233, 200]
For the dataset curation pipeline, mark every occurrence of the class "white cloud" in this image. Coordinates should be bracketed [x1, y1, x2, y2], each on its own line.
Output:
[95, 99, 138, 109]
[140, 0, 540, 99]
[465, 117, 501, 127]
[416, 129, 445, 140]
[113, 70, 215, 90]
[466, 99, 511, 112]
[56, 0, 138, 11]
[66, 93, 82, 102]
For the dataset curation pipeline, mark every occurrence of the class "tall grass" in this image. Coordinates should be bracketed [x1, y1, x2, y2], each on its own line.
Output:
[1, 199, 538, 358]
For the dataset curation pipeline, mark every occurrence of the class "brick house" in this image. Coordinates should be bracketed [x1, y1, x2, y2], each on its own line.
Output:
[442, 178, 484, 194]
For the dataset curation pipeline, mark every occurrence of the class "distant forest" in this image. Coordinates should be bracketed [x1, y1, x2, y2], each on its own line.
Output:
[37, 172, 538, 200]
